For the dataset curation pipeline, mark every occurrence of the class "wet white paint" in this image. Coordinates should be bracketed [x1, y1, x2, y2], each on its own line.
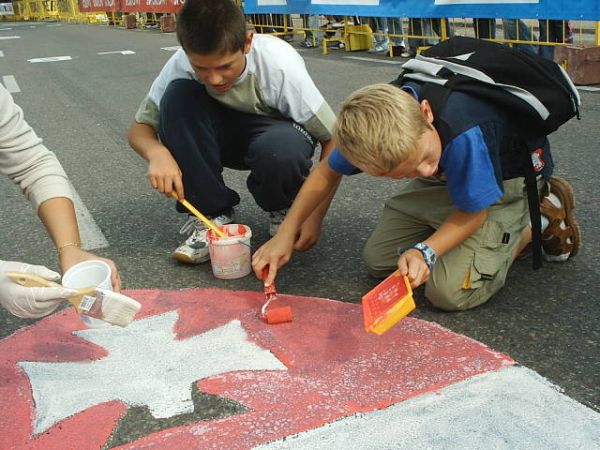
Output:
[258, 366, 600, 449]
[18, 313, 287, 434]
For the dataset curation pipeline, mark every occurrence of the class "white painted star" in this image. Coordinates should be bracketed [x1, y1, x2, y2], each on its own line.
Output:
[18, 312, 287, 434]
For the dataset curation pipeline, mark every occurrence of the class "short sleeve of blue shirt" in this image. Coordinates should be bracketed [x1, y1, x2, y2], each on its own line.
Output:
[327, 148, 360, 175]
[442, 126, 503, 212]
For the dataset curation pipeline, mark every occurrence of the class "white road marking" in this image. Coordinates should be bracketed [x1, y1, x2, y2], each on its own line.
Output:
[1, 75, 20, 93]
[0, 35, 20, 40]
[18, 315, 287, 434]
[577, 85, 600, 92]
[28, 56, 72, 63]
[259, 366, 600, 449]
[344, 55, 404, 65]
[161, 46, 181, 51]
[69, 182, 109, 250]
[97, 50, 135, 55]
[0, 27, 12, 30]
[0, 50, 4, 57]
[47, 24, 62, 27]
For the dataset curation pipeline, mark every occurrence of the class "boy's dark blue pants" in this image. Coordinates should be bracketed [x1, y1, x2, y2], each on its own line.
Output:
[158, 79, 316, 217]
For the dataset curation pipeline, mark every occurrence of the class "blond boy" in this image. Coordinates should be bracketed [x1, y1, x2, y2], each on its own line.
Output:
[253, 83, 580, 311]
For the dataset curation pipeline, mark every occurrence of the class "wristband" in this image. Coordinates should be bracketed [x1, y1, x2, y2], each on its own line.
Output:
[398, 242, 438, 270]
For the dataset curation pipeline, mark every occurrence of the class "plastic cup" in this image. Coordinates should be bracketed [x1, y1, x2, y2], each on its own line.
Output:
[207, 224, 252, 280]
[62, 260, 113, 328]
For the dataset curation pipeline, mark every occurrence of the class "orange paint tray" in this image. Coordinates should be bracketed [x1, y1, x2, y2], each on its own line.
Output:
[362, 270, 415, 335]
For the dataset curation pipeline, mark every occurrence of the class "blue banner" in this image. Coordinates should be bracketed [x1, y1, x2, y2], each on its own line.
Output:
[244, 0, 600, 21]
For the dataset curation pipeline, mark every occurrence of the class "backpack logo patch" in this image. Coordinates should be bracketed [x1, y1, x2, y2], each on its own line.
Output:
[531, 148, 545, 172]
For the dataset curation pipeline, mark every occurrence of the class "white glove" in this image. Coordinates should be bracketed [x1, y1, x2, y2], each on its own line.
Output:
[0, 260, 77, 319]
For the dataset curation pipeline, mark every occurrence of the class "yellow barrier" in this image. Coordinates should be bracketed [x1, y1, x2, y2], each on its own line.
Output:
[2, 4, 598, 53]
[8, 0, 106, 23]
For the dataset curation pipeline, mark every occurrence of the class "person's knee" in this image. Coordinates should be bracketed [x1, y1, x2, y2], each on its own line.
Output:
[425, 278, 496, 311]
[160, 79, 206, 113]
[362, 241, 395, 279]
[424, 282, 470, 311]
[250, 126, 313, 174]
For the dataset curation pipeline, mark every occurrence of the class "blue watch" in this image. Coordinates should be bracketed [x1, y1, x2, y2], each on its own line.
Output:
[398, 242, 438, 269]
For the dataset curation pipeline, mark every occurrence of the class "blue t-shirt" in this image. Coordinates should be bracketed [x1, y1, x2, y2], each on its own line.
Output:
[328, 87, 505, 212]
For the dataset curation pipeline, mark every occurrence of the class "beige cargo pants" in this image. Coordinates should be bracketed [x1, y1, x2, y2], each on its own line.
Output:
[362, 177, 535, 311]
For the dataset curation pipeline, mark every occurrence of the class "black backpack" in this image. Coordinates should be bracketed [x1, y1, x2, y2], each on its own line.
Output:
[391, 36, 581, 269]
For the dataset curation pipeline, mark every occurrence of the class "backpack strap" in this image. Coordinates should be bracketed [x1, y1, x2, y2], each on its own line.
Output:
[419, 82, 453, 148]
[425, 83, 544, 270]
[523, 139, 544, 270]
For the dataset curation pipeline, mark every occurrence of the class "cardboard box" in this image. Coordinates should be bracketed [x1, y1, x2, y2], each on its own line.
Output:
[124, 14, 136, 29]
[344, 24, 373, 52]
[554, 45, 600, 86]
[160, 14, 176, 33]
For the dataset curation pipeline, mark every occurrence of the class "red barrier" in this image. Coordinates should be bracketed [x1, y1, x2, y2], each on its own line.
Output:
[79, 0, 119, 12]
[121, 0, 182, 13]
[78, 0, 182, 13]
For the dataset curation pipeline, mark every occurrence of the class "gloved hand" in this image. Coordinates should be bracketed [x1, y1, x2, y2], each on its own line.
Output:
[0, 260, 77, 319]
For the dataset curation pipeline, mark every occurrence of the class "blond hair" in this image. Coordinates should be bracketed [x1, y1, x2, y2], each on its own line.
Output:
[334, 83, 430, 173]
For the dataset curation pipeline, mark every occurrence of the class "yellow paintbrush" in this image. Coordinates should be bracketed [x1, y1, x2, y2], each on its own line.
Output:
[170, 191, 226, 238]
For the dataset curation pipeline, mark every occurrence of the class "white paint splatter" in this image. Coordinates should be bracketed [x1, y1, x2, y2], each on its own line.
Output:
[18, 313, 287, 434]
[257, 366, 600, 449]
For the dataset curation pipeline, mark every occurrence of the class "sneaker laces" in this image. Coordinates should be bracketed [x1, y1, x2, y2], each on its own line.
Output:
[179, 212, 235, 237]
[179, 216, 204, 236]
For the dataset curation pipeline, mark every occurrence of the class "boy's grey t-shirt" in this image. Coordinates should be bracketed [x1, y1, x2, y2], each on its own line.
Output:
[135, 34, 335, 143]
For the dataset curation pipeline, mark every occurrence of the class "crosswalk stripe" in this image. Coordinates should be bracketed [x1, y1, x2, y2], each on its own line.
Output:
[69, 182, 109, 250]
[344, 56, 404, 65]
[28, 56, 72, 63]
[1, 75, 20, 93]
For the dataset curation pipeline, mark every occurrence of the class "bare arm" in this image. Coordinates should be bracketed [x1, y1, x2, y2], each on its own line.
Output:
[399, 209, 488, 288]
[38, 197, 122, 291]
[127, 121, 184, 199]
[294, 139, 340, 251]
[252, 158, 343, 284]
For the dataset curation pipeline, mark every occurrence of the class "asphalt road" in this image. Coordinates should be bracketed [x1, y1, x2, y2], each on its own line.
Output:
[1, 20, 598, 418]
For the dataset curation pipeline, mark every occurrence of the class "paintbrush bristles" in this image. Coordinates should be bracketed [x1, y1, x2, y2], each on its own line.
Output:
[87, 289, 142, 327]
[5, 271, 141, 327]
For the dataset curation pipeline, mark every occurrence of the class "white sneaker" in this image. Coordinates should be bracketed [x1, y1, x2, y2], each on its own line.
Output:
[368, 44, 388, 54]
[268, 209, 288, 237]
[172, 211, 235, 264]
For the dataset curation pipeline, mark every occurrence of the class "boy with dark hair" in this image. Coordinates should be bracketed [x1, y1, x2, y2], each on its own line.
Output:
[128, 0, 336, 264]
[253, 83, 580, 311]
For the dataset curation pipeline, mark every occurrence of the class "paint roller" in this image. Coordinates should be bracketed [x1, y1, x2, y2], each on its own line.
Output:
[261, 266, 292, 324]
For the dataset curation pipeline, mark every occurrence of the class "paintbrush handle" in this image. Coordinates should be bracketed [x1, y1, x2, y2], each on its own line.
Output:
[170, 191, 226, 238]
[6, 271, 62, 288]
[6, 271, 96, 311]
